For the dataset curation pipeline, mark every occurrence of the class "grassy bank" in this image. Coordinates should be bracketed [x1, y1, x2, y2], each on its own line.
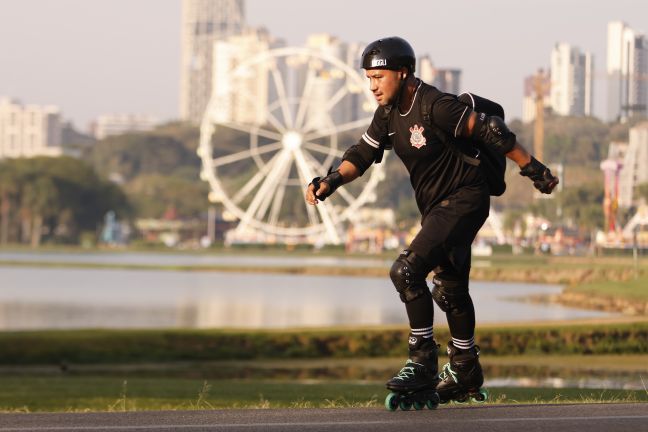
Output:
[1, 249, 646, 298]
[1, 376, 646, 413]
[2, 328, 646, 412]
[3, 354, 647, 382]
[2, 322, 647, 365]
[567, 276, 648, 301]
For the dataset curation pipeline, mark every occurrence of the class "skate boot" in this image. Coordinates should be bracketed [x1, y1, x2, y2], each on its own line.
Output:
[384, 335, 441, 411]
[436, 341, 488, 404]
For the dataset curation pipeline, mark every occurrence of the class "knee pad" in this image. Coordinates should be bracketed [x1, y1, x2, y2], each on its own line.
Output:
[389, 250, 431, 303]
[431, 273, 470, 313]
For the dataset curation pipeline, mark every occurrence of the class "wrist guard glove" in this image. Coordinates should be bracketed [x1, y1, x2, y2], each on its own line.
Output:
[520, 156, 559, 194]
[309, 167, 343, 201]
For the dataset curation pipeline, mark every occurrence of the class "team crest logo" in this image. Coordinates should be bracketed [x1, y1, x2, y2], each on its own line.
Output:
[409, 124, 426, 149]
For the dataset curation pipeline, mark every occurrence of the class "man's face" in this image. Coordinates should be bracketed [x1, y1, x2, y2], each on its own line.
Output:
[365, 68, 402, 106]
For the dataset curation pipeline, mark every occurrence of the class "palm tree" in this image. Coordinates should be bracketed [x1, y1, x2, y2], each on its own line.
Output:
[21, 176, 60, 247]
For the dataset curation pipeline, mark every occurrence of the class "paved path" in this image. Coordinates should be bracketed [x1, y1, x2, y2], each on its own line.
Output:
[1, 403, 646, 432]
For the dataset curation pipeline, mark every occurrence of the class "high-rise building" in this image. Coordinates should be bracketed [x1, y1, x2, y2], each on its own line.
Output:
[550, 43, 594, 117]
[618, 122, 648, 207]
[211, 28, 280, 125]
[345, 41, 368, 121]
[0, 98, 71, 158]
[607, 21, 648, 122]
[180, 0, 245, 124]
[304, 33, 350, 132]
[418, 55, 461, 94]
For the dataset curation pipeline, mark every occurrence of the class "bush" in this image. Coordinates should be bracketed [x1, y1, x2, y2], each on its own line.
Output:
[1, 322, 646, 365]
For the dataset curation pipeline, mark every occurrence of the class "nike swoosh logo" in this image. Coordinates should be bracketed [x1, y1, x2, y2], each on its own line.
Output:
[388, 132, 395, 136]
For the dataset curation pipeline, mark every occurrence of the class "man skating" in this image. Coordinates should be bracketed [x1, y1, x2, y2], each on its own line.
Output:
[305, 37, 558, 409]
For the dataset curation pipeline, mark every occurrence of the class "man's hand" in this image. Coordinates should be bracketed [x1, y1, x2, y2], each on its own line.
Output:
[520, 156, 559, 194]
[305, 178, 331, 205]
[305, 161, 360, 205]
[306, 168, 342, 204]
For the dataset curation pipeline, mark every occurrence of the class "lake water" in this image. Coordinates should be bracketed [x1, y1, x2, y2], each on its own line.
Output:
[0, 263, 617, 330]
[0, 250, 391, 268]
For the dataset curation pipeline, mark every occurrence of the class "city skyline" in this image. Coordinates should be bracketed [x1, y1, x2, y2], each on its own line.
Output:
[0, 0, 647, 129]
[180, 0, 245, 124]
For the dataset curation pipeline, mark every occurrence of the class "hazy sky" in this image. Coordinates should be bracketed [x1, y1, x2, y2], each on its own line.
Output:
[1, 0, 646, 129]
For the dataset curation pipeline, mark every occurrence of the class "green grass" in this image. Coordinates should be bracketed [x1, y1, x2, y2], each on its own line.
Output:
[0, 376, 646, 413]
[0, 377, 384, 412]
[1, 354, 647, 412]
[569, 276, 648, 301]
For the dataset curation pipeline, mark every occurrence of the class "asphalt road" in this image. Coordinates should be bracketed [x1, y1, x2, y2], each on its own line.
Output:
[0, 403, 646, 432]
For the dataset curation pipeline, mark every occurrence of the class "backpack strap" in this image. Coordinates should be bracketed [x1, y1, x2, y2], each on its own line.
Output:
[419, 84, 480, 167]
[419, 83, 444, 127]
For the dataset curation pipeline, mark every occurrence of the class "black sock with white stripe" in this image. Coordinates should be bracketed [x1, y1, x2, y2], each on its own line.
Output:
[451, 336, 475, 351]
[408, 326, 435, 352]
[445, 292, 476, 351]
[411, 325, 434, 340]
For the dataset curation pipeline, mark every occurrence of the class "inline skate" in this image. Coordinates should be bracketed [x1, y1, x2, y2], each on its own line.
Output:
[435, 341, 488, 404]
[384, 335, 440, 411]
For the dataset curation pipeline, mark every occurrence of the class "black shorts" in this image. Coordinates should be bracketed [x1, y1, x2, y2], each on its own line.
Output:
[408, 183, 490, 280]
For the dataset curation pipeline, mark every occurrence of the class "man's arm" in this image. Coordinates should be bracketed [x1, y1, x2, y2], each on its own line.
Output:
[305, 105, 389, 205]
[464, 111, 558, 194]
[464, 112, 529, 166]
[305, 160, 361, 205]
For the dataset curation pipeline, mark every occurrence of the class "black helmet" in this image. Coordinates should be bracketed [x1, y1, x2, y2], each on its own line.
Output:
[361, 37, 416, 73]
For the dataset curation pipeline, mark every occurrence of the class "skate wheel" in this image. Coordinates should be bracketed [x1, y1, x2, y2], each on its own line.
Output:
[426, 393, 440, 410]
[471, 389, 488, 403]
[454, 393, 469, 404]
[399, 400, 412, 411]
[385, 392, 399, 411]
[413, 401, 425, 410]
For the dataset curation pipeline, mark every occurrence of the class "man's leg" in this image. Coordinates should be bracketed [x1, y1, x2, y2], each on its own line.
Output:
[431, 243, 488, 403]
[414, 186, 489, 402]
[387, 184, 489, 397]
[385, 249, 440, 396]
[431, 266, 475, 351]
[390, 249, 436, 347]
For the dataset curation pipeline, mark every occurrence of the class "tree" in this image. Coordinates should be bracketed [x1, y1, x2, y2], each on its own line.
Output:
[636, 182, 648, 205]
[559, 182, 604, 230]
[0, 163, 19, 245]
[21, 176, 59, 247]
[127, 174, 209, 219]
[87, 133, 201, 183]
[0, 157, 131, 245]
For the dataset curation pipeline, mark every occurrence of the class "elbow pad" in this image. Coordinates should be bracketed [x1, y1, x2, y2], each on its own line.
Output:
[473, 113, 516, 155]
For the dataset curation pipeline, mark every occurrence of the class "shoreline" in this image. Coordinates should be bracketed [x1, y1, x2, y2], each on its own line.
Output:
[1, 255, 646, 316]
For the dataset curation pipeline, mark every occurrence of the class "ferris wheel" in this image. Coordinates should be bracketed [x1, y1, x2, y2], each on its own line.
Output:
[198, 47, 386, 244]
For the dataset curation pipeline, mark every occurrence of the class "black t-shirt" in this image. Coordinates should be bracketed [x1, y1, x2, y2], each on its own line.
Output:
[343, 80, 484, 215]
